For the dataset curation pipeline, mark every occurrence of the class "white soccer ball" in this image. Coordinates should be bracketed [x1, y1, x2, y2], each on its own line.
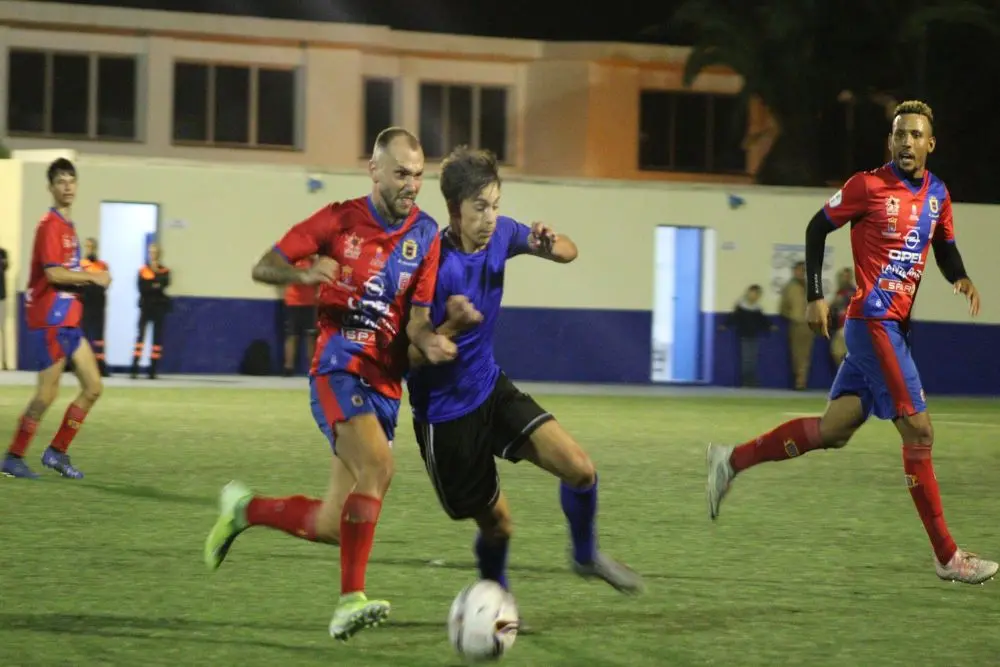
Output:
[447, 580, 519, 662]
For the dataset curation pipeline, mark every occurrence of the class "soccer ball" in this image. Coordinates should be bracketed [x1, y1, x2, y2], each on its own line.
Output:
[447, 580, 519, 662]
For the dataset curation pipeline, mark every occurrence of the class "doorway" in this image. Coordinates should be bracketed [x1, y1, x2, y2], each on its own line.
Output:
[651, 225, 715, 383]
[99, 202, 159, 370]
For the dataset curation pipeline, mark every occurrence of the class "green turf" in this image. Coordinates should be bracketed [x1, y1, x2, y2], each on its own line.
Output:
[1, 385, 998, 666]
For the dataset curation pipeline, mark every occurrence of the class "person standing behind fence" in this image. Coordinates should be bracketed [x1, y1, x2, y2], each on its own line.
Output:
[131, 242, 171, 380]
[828, 267, 855, 367]
[780, 261, 813, 390]
[80, 238, 110, 377]
[724, 285, 775, 387]
[282, 255, 318, 376]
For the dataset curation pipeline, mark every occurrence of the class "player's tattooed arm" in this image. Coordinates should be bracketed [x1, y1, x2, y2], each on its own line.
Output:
[252, 250, 336, 285]
[527, 222, 578, 263]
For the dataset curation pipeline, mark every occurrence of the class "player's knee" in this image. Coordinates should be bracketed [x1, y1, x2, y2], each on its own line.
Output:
[561, 449, 596, 489]
[359, 450, 395, 494]
[899, 415, 933, 445]
[82, 379, 103, 404]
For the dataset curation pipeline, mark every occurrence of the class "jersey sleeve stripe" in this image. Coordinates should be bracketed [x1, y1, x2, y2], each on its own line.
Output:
[43, 263, 61, 268]
[272, 245, 290, 262]
[411, 300, 432, 307]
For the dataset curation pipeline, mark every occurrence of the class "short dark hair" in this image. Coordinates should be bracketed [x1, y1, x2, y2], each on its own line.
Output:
[372, 127, 420, 156]
[439, 146, 501, 212]
[893, 99, 934, 129]
[47, 158, 76, 184]
[748, 284, 762, 293]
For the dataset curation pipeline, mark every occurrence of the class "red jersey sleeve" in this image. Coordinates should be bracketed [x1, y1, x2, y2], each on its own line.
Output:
[35, 218, 63, 267]
[410, 233, 441, 308]
[933, 192, 956, 243]
[274, 205, 340, 263]
[822, 173, 869, 228]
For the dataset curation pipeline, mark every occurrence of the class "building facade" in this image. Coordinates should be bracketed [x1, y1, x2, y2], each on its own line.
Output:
[0, 1, 767, 182]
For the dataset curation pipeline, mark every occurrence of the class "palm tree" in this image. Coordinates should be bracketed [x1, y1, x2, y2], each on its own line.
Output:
[645, 0, 999, 186]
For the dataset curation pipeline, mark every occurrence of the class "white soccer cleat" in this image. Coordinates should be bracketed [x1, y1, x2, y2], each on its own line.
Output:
[935, 548, 999, 585]
[706, 443, 735, 520]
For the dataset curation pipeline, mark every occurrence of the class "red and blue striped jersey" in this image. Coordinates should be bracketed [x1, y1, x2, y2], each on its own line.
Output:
[822, 162, 955, 323]
[274, 195, 441, 399]
[25, 209, 83, 329]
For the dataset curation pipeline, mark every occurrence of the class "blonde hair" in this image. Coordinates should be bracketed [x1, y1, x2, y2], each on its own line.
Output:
[893, 100, 934, 127]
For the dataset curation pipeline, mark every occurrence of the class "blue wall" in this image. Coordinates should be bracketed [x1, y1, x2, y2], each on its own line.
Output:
[15, 295, 1000, 396]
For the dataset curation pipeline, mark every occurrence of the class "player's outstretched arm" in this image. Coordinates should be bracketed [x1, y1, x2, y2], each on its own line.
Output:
[527, 222, 578, 263]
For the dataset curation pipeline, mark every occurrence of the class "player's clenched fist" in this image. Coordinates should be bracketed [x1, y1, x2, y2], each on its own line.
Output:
[953, 278, 980, 317]
[445, 295, 483, 332]
[303, 256, 338, 285]
[528, 221, 556, 253]
[422, 334, 458, 364]
[806, 299, 830, 339]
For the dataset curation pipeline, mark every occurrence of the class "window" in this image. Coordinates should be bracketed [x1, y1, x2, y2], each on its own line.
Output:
[6, 49, 138, 140]
[418, 83, 509, 162]
[363, 78, 394, 156]
[638, 90, 746, 174]
[171, 62, 297, 149]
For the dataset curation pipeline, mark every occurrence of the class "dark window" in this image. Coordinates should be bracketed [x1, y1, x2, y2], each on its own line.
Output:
[639, 90, 746, 174]
[257, 68, 295, 147]
[479, 87, 508, 163]
[213, 65, 250, 144]
[7, 50, 46, 133]
[96, 56, 136, 139]
[419, 83, 510, 162]
[419, 83, 445, 159]
[51, 53, 89, 136]
[173, 62, 208, 142]
[363, 78, 394, 156]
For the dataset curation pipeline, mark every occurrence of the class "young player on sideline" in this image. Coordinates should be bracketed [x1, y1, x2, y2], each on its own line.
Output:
[406, 146, 645, 598]
[706, 101, 997, 584]
[203, 128, 459, 640]
[2, 159, 110, 480]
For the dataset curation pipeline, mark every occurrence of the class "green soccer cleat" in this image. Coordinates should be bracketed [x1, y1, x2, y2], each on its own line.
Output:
[204, 480, 253, 571]
[328, 592, 391, 641]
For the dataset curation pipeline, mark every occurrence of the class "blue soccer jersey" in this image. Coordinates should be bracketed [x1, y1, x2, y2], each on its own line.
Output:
[407, 216, 532, 423]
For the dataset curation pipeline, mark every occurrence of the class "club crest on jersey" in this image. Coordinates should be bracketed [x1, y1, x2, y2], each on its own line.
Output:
[344, 233, 363, 260]
[884, 196, 900, 217]
[929, 196, 939, 214]
[401, 239, 419, 260]
[337, 265, 354, 289]
[398, 272, 412, 291]
[371, 246, 386, 268]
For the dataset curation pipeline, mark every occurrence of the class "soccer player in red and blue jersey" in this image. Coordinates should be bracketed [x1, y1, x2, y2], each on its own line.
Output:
[203, 128, 458, 641]
[406, 146, 645, 605]
[706, 101, 997, 584]
[2, 159, 110, 480]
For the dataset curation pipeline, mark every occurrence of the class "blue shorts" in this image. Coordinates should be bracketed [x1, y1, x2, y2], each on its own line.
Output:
[26, 327, 83, 371]
[829, 319, 927, 421]
[309, 372, 400, 453]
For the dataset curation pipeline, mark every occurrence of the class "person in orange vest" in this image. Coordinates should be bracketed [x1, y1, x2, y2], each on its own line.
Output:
[80, 237, 110, 377]
[282, 254, 318, 376]
[131, 242, 171, 379]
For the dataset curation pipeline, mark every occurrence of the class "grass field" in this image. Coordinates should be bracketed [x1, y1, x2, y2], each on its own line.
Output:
[2, 379, 999, 666]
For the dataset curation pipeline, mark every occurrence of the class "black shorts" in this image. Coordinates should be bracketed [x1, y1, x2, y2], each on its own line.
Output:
[285, 305, 316, 336]
[413, 372, 553, 520]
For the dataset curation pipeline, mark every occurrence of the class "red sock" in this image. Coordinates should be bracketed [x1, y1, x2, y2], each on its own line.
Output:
[50, 404, 89, 453]
[903, 444, 957, 565]
[246, 495, 322, 542]
[340, 493, 383, 595]
[8, 415, 39, 457]
[730, 417, 823, 473]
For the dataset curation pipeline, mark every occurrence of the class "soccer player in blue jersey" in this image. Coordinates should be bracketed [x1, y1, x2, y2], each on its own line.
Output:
[406, 146, 645, 597]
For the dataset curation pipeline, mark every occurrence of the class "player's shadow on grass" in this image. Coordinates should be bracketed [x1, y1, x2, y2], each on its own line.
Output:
[76, 481, 213, 507]
[0, 611, 331, 654]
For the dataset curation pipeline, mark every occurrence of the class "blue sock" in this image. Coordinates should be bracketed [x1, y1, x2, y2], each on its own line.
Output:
[560, 473, 598, 565]
[474, 533, 509, 589]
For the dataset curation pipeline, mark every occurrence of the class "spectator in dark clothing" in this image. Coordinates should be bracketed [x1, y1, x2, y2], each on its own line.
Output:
[723, 284, 774, 387]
